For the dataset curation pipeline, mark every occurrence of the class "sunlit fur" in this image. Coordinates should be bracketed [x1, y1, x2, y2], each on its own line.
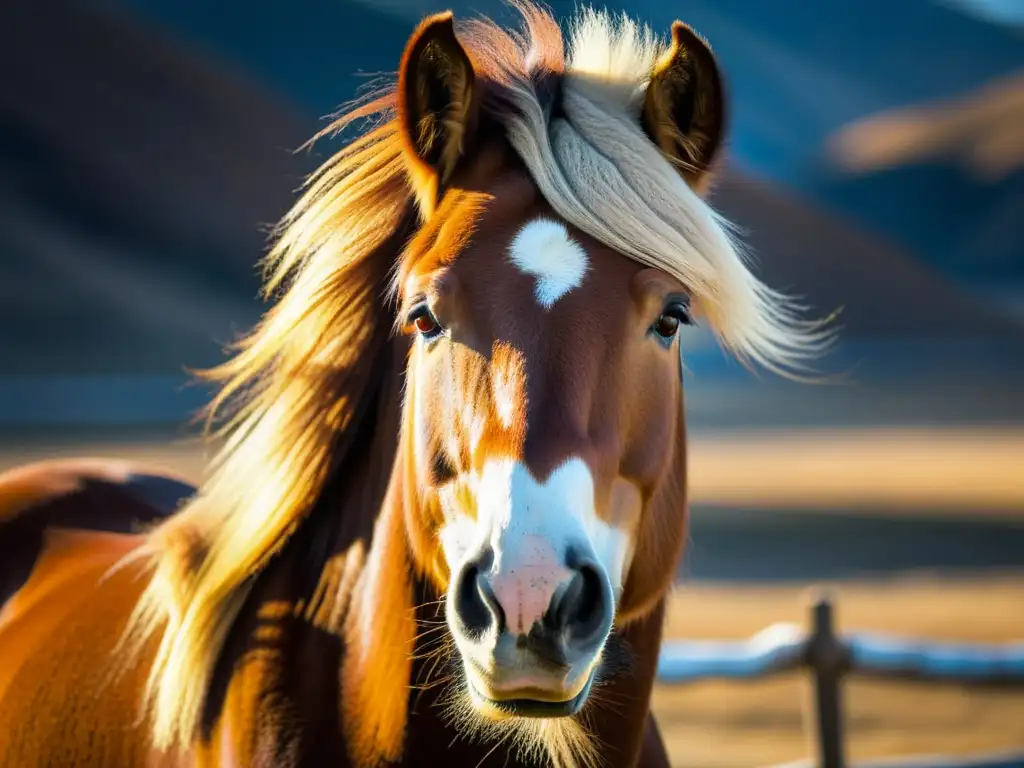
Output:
[120, 112, 414, 752]
[119, 1, 833, 761]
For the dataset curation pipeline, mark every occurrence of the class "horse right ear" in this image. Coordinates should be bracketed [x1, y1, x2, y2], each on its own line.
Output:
[642, 22, 726, 193]
[397, 13, 479, 200]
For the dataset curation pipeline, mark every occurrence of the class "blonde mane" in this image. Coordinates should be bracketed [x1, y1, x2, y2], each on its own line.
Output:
[125, 1, 832, 755]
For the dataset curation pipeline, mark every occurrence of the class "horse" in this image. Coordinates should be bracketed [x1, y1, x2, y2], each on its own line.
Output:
[0, 4, 828, 766]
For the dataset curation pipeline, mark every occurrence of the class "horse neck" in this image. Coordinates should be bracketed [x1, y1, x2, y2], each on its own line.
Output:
[203, 329, 412, 764]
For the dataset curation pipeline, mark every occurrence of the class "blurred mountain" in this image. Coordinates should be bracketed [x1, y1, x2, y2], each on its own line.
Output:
[106, 0, 1024, 285]
[1, 0, 1021, 427]
[0, 0, 311, 374]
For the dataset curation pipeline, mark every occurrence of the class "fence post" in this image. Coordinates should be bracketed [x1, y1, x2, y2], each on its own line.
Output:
[806, 596, 848, 768]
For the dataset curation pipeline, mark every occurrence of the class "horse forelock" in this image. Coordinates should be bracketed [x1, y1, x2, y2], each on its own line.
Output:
[451, 4, 833, 378]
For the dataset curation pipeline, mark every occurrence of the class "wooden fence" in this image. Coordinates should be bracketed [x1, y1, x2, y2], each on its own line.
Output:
[656, 596, 1024, 768]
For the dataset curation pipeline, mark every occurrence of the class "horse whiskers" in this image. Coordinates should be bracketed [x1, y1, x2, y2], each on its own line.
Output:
[407, 601, 631, 767]
[410, 623, 451, 644]
[578, 682, 628, 719]
[410, 638, 457, 715]
[472, 731, 515, 768]
[409, 611, 447, 622]
[411, 631, 456, 682]
[416, 643, 455, 690]
[435, 665, 601, 768]
[413, 595, 447, 609]
[409, 631, 454, 659]
[414, 650, 450, 669]
[409, 670, 456, 698]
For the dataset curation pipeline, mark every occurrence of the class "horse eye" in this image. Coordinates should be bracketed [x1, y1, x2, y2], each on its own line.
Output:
[409, 306, 443, 340]
[650, 302, 693, 343]
[652, 314, 680, 339]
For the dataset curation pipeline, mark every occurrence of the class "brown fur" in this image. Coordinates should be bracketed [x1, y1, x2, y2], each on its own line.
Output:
[0, 4, 787, 767]
[0, 460, 192, 609]
[0, 460, 191, 767]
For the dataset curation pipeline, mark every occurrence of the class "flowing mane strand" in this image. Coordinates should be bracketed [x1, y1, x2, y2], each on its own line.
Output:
[123, 1, 832, 753]
[122, 98, 416, 749]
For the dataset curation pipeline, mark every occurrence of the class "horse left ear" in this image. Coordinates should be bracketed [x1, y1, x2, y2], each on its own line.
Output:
[397, 13, 479, 193]
[642, 22, 726, 191]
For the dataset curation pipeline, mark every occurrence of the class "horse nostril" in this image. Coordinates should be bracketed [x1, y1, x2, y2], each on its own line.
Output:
[567, 563, 606, 641]
[571, 564, 604, 634]
[453, 558, 504, 637]
[548, 561, 610, 650]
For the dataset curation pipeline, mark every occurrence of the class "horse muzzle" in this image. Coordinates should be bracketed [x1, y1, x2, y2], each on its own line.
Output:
[448, 544, 614, 718]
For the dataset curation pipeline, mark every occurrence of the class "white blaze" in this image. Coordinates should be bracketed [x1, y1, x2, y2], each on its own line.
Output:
[440, 458, 632, 631]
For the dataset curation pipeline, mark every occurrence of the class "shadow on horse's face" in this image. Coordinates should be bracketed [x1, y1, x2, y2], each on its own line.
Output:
[396, 158, 691, 719]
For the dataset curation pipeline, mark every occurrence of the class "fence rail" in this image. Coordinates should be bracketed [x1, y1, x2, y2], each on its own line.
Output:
[656, 596, 1024, 768]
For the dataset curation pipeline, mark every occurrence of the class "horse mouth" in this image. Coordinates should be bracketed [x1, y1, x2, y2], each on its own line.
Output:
[466, 670, 596, 719]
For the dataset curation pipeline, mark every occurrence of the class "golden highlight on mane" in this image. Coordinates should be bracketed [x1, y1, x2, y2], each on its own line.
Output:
[124, 1, 833, 757]
[123, 102, 415, 750]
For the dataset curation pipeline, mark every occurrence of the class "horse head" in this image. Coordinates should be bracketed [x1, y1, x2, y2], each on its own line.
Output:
[388, 9, 804, 725]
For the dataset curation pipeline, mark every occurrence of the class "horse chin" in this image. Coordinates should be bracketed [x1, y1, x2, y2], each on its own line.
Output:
[464, 667, 597, 721]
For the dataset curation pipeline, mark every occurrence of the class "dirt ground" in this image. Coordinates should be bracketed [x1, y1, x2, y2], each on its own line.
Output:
[657, 579, 1024, 767]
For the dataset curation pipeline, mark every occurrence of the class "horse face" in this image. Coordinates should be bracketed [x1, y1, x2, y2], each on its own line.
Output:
[394, 12, 722, 721]
[397, 165, 690, 717]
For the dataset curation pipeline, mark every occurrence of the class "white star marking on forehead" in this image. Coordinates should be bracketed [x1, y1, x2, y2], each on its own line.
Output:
[508, 218, 589, 309]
